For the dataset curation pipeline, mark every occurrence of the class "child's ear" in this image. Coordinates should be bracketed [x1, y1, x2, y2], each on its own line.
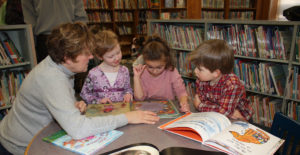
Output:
[213, 69, 222, 78]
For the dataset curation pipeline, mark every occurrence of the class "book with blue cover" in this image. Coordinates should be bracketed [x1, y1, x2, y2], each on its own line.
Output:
[43, 130, 123, 155]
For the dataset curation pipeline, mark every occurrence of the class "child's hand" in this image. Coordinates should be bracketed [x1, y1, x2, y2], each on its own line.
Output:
[125, 111, 159, 124]
[231, 110, 246, 121]
[75, 100, 87, 114]
[99, 98, 112, 104]
[133, 64, 146, 77]
[193, 95, 201, 109]
[180, 103, 190, 113]
[123, 93, 133, 103]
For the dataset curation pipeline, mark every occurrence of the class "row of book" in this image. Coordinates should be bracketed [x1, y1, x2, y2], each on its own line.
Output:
[165, 0, 185, 8]
[175, 51, 193, 77]
[229, 11, 254, 20]
[117, 25, 132, 35]
[234, 59, 288, 96]
[0, 32, 24, 65]
[150, 23, 205, 50]
[286, 101, 300, 121]
[114, 0, 136, 9]
[114, 12, 133, 22]
[286, 66, 300, 100]
[201, 11, 224, 19]
[0, 70, 27, 107]
[294, 35, 300, 62]
[136, 23, 147, 34]
[160, 11, 187, 20]
[248, 95, 282, 127]
[207, 25, 290, 60]
[229, 0, 252, 8]
[87, 12, 112, 23]
[139, 11, 159, 21]
[202, 0, 224, 8]
[137, 0, 160, 9]
[83, 0, 109, 9]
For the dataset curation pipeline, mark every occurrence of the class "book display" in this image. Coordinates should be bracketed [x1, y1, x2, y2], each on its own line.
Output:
[0, 24, 36, 120]
[158, 112, 284, 155]
[147, 19, 300, 126]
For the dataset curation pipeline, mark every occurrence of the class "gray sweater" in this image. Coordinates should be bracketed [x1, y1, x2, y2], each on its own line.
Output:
[22, 0, 88, 35]
[0, 56, 128, 154]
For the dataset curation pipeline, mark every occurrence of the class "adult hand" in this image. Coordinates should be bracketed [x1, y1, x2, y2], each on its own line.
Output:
[75, 100, 87, 114]
[123, 93, 133, 103]
[133, 64, 146, 78]
[99, 98, 112, 104]
[125, 111, 159, 124]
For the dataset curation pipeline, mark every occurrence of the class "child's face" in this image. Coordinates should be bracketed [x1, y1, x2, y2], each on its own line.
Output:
[194, 66, 218, 82]
[101, 44, 122, 67]
[144, 59, 166, 77]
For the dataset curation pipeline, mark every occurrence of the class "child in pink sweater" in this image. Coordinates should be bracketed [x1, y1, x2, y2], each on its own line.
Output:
[133, 35, 190, 113]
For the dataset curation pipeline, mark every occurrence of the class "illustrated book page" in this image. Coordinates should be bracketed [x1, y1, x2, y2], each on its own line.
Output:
[131, 100, 181, 118]
[205, 121, 285, 155]
[43, 130, 123, 155]
[158, 112, 284, 155]
[85, 102, 130, 117]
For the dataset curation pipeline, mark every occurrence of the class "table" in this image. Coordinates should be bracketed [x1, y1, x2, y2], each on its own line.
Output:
[25, 118, 219, 155]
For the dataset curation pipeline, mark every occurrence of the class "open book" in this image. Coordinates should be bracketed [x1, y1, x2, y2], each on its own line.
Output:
[85, 102, 130, 117]
[43, 130, 123, 155]
[103, 143, 226, 155]
[159, 112, 284, 155]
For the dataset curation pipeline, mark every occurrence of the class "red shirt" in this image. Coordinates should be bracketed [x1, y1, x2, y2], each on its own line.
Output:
[196, 73, 253, 120]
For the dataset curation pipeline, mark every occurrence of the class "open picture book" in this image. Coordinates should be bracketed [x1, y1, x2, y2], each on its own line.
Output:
[103, 143, 226, 155]
[85, 100, 180, 118]
[43, 129, 123, 155]
[158, 112, 284, 155]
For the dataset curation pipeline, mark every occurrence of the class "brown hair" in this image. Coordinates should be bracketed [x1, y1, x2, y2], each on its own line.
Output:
[142, 34, 174, 70]
[188, 39, 234, 74]
[92, 28, 119, 58]
[47, 22, 95, 64]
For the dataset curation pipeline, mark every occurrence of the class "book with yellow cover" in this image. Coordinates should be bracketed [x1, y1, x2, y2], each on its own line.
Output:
[159, 112, 284, 155]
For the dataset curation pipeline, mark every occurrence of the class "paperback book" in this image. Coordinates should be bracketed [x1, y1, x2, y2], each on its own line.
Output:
[131, 100, 181, 118]
[103, 143, 226, 155]
[85, 102, 130, 117]
[43, 130, 123, 155]
[159, 112, 284, 155]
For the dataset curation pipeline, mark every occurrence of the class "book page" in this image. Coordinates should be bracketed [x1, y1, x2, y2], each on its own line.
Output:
[161, 112, 231, 142]
[85, 102, 130, 117]
[205, 121, 284, 155]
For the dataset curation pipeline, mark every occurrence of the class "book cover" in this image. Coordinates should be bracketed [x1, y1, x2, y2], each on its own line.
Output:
[103, 142, 226, 155]
[85, 102, 130, 117]
[159, 112, 284, 155]
[268, 64, 287, 96]
[165, 0, 174, 8]
[131, 100, 180, 118]
[43, 130, 123, 155]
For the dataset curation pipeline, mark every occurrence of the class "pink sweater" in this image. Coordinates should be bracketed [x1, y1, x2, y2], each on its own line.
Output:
[136, 68, 187, 101]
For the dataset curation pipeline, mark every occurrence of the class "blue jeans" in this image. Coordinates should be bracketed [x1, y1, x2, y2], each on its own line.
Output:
[0, 142, 12, 155]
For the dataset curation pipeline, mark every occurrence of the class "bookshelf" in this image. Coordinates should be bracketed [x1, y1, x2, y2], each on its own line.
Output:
[188, 0, 262, 20]
[83, 0, 188, 57]
[147, 19, 300, 127]
[0, 24, 37, 120]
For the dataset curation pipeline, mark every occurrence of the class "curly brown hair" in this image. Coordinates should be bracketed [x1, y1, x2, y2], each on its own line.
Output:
[142, 34, 174, 71]
[47, 22, 95, 64]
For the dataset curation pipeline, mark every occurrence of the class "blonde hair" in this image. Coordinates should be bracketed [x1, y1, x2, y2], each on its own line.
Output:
[92, 29, 119, 58]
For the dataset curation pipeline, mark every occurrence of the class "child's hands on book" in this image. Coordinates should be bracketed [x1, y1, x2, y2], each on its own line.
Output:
[99, 98, 112, 104]
[230, 109, 246, 121]
[179, 96, 190, 113]
[75, 100, 87, 114]
[193, 95, 201, 109]
[125, 111, 159, 124]
[123, 93, 133, 103]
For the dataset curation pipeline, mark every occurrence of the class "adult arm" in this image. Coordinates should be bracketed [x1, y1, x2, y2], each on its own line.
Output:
[74, 0, 88, 22]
